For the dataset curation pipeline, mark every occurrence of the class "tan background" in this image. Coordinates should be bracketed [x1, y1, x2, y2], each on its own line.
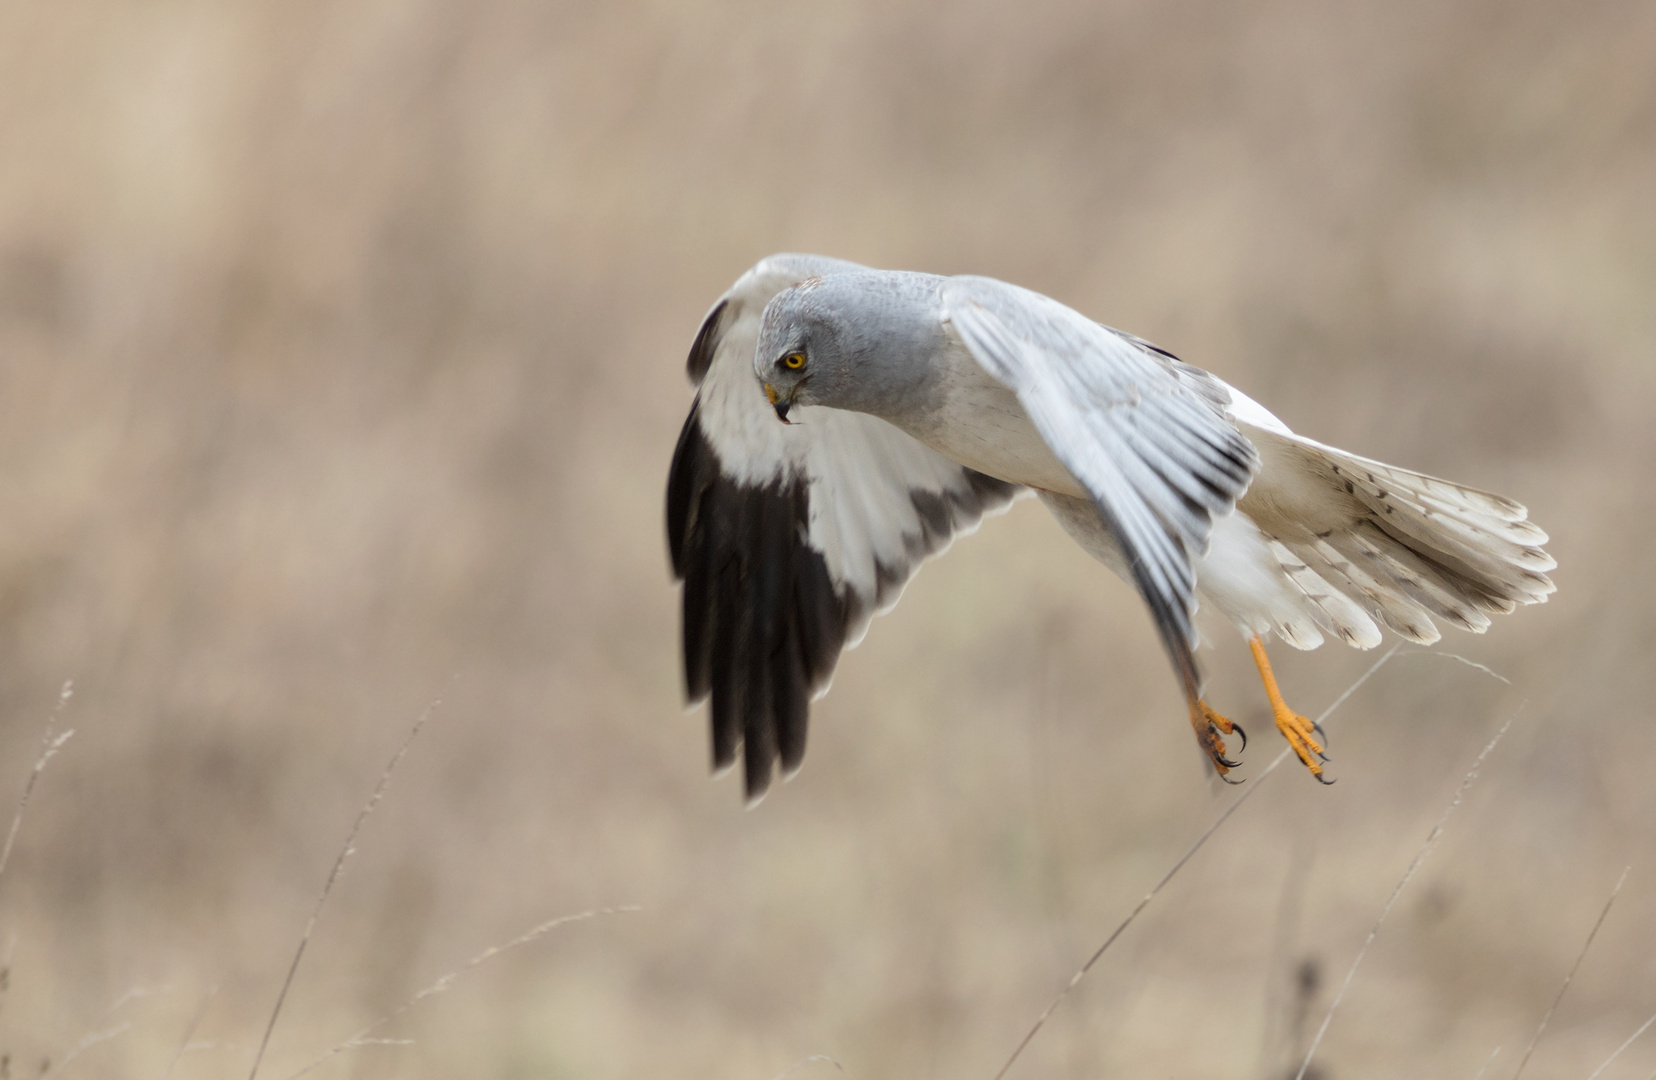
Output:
[0, 1, 1653, 1076]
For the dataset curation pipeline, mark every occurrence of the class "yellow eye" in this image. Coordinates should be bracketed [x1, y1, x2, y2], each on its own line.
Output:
[783, 352, 806, 370]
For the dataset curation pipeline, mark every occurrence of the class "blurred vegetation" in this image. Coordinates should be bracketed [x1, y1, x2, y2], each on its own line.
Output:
[0, 0, 1652, 1076]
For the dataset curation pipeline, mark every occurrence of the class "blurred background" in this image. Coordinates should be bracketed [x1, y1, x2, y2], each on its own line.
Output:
[0, 0, 1652, 1076]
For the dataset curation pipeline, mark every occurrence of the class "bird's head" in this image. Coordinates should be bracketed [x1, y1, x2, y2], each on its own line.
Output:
[753, 271, 944, 425]
[753, 279, 837, 424]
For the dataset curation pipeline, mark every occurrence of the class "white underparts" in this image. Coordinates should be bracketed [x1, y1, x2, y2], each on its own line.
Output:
[1038, 491, 1358, 650]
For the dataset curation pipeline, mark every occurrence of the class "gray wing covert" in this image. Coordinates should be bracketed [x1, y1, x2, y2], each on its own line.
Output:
[667, 256, 1021, 802]
[940, 276, 1258, 702]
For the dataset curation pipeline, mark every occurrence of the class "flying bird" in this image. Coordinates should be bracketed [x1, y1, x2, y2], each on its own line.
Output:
[666, 254, 1554, 802]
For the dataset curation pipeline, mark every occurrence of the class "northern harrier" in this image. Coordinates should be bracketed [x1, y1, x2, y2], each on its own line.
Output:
[666, 254, 1554, 802]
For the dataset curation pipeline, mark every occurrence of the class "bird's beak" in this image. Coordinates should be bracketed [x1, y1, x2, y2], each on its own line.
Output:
[764, 383, 793, 424]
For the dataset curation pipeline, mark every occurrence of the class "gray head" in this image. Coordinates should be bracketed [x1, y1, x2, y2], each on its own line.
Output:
[755, 270, 947, 424]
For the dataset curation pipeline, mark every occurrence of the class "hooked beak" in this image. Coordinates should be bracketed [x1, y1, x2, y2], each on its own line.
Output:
[763, 383, 793, 424]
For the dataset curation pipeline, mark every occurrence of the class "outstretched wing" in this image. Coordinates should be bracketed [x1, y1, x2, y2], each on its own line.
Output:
[668, 255, 1022, 802]
[941, 276, 1258, 703]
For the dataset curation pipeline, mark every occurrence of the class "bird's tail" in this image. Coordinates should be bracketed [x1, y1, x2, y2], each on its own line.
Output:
[1275, 439, 1555, 645]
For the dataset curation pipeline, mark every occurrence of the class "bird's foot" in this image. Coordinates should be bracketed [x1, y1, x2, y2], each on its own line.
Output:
[1248, 635, 1333, 785]
[1190, 699, 1246, 783]
[1275, 705, 1332, 784]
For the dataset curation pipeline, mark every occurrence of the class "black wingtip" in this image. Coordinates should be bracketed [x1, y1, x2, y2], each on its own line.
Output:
[743, 746, 774, 804]
[666, 399, 708, 580]
[669, 401, 715, 700]
[686, 299, 729, 383]
[668, 408, 848, 804]
[668, 346, 1017, 804]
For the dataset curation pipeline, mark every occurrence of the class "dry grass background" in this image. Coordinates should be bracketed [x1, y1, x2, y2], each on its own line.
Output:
[0, 0, 1653, 1076]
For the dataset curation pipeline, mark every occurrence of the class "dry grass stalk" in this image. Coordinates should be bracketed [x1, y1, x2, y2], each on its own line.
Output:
[38, 984, 174, 1077]
[285, 905, 640, 1080]
[159, 986, 217, 1080]
[0, 682, 75, 889]
[1588, 1007, 1656, 1079]
[1411, 652, 1514, 687]
[1256, 839, 1315, 1074]
[247, 695, 443, 1080]
[767, 1054, 844, 1080]
[991, 643, 1404, 1080]
[1511, 865, 1631, 1080]
[43, 1022, 130, 1077]
[1293, 704, 1523, 1080]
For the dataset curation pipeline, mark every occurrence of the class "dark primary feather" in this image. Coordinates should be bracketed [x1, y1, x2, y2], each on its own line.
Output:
[685, 298, 729, 381]
[667, 400, 1017, 799]
[667, 402, 847, 799]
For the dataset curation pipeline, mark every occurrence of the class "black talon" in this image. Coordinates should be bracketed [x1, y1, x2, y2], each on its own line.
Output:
[1206, 719, 1246, 755]
[1219, 771, 1244, 785]
[1214, 752, 1242, 770]
[1314, 772, 1336, 786]
[1312, 720, 1328, 744]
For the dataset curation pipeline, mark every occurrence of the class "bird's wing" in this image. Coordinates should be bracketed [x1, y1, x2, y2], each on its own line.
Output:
[941, 276, 1258, 701]
[668, 255, 1022, 802]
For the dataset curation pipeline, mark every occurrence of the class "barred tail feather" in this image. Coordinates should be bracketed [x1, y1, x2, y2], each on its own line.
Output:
[1295, 441, 1551, 645]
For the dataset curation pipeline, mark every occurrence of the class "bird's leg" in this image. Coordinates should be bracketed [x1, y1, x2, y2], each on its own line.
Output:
[1189, 698, 1246, 782]
[1248, 635, 1331, 783]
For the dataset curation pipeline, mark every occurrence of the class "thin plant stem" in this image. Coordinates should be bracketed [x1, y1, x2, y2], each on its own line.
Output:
[1293, 705, 1523, 1080]
[160, 986, 217, 1080]
[0, 681, 76, 888]
[991, 644, 1402, 1080]
[1511, 865, 1631, 1080]
[768, 1055, 845, 1080]
[1587, 1008, 1656, 1080]
[285, 905, 639, 1080]
[1406, 650, 1512, 686]
[247, 696, 442, 1080]
[44, 1021, 132, 1077]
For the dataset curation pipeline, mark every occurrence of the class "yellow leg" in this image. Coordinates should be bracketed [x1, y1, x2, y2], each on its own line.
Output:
[1249, 635, 1331, 783]
[1189, 698, 1246, 783]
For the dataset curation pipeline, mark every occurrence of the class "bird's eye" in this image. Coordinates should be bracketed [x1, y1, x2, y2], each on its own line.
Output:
[782, 352, 806, 370]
